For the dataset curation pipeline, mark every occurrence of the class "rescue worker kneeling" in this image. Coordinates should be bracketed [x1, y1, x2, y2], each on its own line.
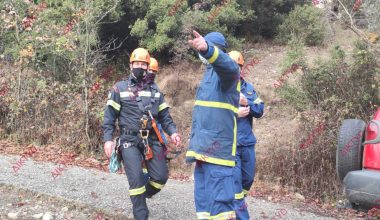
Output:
[103, 48, 181, 220]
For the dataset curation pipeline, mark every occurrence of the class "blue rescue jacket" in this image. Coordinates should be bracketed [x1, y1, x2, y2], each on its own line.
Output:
[186, 45, 240, 167]
[237, 79, 264, 147]
[103, 77, 177, 142]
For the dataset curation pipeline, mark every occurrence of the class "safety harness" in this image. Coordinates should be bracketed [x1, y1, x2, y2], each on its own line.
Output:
[135, 85, 158, 160]
[109, 81, 160, 172]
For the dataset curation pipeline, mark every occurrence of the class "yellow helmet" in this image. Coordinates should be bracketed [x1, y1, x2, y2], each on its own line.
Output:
[228, 50, 244, 66]
[130, 48, 150, 64]
[149, 58, 159, 72]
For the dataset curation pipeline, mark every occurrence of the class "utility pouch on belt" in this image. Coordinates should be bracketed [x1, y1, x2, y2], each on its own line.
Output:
[109, 137, 122, 173]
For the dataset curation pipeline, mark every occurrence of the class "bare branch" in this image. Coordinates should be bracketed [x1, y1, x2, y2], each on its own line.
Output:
[95, 0, 121, 24]
[97, 20, 119, 25]
[337, 0, 353, 26]
[328, 1, 380, 55]
[97, 36, 128, 53]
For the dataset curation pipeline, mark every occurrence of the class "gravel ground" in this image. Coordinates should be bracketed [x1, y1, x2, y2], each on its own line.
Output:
[0, 154, 337, 220]
[0, 184, 126, 220]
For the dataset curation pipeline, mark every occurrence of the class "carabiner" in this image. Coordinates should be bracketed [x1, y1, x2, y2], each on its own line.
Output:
[140, 130, 149, 140]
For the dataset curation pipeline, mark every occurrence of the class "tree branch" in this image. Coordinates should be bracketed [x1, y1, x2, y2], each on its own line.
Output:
[95, 0, 121, 24]
[337, 0, 354, 26]
[329, 1, 380, 55]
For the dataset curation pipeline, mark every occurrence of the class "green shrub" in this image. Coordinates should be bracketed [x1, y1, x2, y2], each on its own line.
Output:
[301, 42, 378, 117]
[242, 0, 307, 39]
[130, 0, 253, 60]
[269, 40, 379, 201]
[277, 5, 327, 46]
[280, 40, 379, 129]
[0, 0, 124, 150]
[277, 84, 309, 111]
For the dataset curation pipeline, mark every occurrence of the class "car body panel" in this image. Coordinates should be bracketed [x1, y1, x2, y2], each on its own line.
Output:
[363, 108, 380, 170]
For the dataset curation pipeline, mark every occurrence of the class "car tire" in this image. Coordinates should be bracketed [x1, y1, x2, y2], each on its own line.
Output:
[336, 119, 366, 182]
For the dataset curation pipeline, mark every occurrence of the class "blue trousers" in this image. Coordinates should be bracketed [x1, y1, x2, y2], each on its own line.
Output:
[240, 145, 256, 193]
[233, 145, 256, 220]
[121, 142, 168, 220]
[194, 161, 236, 219]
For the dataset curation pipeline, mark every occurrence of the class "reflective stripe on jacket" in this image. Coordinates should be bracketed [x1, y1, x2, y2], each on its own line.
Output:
[237, 79, 264, 146]
[103, 77, 176, 142]
[186, 45, 240, 167]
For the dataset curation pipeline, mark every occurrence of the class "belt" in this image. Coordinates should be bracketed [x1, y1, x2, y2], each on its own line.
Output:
[122, 130, 139, 136]
[121, 129, 158, 140]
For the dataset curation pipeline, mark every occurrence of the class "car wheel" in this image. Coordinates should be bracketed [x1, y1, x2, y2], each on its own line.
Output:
[336, 119, 366, 182]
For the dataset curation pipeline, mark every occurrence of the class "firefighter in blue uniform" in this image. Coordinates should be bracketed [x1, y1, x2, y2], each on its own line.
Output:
[103, 48, 181, 220]
[229, 50, 264, 220]
[186, 31, 240, 219]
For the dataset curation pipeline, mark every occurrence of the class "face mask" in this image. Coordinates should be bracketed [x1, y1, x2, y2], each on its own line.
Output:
[198, 53, 209, 65]
[146, 72, 156, 84]
[132, 68, 146, 80]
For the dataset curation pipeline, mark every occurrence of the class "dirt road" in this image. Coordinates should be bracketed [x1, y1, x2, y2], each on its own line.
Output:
[0, 154, 336, 220]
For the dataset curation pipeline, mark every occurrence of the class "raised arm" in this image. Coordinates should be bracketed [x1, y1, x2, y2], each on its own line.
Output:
[188, 30, 239, 90]
[200, 45, 239, 90]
